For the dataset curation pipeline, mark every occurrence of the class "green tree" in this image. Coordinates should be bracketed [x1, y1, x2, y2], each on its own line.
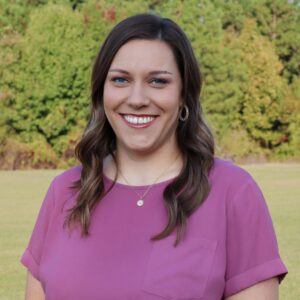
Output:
[2, 4, 92, 165]
[236, 19, 291, 152]
[247, 0, 300, 84]
[1, 0, 299, 167]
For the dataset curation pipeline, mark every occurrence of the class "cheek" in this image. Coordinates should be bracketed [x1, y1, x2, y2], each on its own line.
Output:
[103, 84, 121, 109]
[150, 88, 181, 110]
[160, 94, 181, 113]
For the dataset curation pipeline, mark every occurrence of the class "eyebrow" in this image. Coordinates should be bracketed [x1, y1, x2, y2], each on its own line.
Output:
[108, 68, 173, 75]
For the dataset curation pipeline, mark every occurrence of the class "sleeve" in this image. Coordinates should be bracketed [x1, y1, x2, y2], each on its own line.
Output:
[20, 177, 57, 281]
[224, 175, 288, 297]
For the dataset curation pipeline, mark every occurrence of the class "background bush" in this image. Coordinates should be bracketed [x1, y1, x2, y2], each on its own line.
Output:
[0, 0, 299, 169]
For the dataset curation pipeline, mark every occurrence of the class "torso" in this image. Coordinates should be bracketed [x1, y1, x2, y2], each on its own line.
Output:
[31, 157, 285, 299]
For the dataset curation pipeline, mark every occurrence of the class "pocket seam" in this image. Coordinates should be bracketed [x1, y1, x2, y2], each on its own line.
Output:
[141, 236, 217, 300]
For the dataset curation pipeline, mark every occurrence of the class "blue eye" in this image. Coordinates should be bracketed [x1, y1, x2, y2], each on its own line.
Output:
[111, 77, 128, 84]
[150, 78, 169, 85]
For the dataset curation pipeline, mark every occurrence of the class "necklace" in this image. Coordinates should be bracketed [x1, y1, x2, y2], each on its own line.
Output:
[117, 153, 181, 207]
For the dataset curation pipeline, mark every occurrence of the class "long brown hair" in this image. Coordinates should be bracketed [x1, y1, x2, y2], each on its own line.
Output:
[64, 13, 215, 246]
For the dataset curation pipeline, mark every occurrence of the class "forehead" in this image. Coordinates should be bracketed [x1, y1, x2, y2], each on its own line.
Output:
[109, 39, 179, 73]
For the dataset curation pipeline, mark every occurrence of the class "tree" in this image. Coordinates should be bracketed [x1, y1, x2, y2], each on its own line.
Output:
[2, 4, 92, 166]
[247, 0, 300, 84]
[0, 0, 299, 167]
[236, 19, 291, 152]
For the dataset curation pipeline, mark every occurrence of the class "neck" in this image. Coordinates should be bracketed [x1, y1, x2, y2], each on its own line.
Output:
[103, 145, 183, 186]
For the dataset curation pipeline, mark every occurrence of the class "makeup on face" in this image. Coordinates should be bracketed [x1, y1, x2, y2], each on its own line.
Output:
[103, 39, 183, 154]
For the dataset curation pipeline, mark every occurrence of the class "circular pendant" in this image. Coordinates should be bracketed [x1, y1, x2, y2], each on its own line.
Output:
[137, 199, 144, 207]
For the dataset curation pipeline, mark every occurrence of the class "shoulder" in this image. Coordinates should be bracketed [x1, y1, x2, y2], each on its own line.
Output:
[210, 157, 254, 186]
[54, 165, 82, 185]
[50, 165, 82, 198]
[210, 157, 266, 214]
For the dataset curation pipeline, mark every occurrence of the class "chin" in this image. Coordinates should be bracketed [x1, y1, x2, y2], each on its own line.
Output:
[124, 142, 156, 154]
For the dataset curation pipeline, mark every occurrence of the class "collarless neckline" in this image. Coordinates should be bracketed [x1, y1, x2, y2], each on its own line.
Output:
[103, 173, 176, 190]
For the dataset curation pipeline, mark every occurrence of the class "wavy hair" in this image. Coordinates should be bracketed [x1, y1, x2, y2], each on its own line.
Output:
[64, 13, 215, 246]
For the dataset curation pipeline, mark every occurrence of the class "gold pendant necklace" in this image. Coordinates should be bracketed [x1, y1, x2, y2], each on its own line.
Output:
[117, 153, 181, 207]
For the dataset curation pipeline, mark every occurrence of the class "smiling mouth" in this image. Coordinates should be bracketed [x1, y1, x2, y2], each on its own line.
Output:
[120, 114, 158, 125]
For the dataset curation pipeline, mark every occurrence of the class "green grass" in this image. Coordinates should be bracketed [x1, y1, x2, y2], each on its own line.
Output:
[0, 170, 61, 300]
[243, 164, 300, 300]
[0, 164, 299, 299]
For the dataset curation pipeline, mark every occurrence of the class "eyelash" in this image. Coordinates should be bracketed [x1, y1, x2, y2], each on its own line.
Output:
[110, 77, 169, 86]
[151, 78, 169, 85]
[111, 77, 127, 84]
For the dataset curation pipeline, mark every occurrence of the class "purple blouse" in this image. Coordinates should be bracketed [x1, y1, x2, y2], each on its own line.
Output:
[21, 157, 287, 299]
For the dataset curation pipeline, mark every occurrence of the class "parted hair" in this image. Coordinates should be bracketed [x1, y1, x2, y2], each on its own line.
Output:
[64, 13, 215, 246]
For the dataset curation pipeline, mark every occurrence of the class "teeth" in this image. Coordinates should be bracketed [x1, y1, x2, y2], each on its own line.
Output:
[123, 115, 155, 125]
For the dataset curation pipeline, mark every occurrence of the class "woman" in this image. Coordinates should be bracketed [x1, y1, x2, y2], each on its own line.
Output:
[21, 13, 287, 299]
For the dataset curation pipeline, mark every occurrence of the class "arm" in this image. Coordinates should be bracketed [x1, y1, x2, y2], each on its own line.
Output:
[21, 179, 57, 300]
[225, 277, 278, 300]
[224, 172, 287, 298]
[24, 271, 45, 300]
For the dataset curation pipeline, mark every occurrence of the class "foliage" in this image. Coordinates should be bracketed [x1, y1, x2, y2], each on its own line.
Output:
[0, 0, 299, 168]
[246, 0, 300, 84]
[236, 20, 287, 148]
[2, 4, 91, 160]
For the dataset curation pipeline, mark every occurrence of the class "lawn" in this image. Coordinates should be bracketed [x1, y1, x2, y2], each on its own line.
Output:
[0, 164, 299, 299]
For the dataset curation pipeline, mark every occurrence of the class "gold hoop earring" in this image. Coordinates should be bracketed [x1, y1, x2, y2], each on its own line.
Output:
[179, 104, 189, 122]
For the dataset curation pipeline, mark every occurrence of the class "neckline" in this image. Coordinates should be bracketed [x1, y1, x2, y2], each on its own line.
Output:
[103, 173, 176, 190]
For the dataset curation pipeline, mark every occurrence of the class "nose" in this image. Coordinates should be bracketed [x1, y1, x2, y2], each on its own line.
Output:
[126, 82, 150, 108]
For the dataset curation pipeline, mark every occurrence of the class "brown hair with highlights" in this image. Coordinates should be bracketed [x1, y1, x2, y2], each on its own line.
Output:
[64, 13, 215, 246]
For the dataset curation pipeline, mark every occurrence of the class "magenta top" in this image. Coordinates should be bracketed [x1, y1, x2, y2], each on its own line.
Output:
[21, 157, 287, 299]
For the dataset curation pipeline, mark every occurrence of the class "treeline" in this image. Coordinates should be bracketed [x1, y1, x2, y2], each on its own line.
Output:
[0, 0, 299, 169]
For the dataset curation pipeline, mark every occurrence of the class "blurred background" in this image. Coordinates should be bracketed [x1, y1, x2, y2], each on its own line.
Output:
[0, 0, 299, 299]
[0, 0, 299, 168]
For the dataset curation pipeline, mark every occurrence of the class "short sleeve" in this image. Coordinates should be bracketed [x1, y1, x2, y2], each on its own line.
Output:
[20, 177, 57, 281]
[224, 175, 288, 297]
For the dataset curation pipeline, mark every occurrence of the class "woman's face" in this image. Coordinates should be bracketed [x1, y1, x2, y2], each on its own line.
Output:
[103, 39, 183, 155]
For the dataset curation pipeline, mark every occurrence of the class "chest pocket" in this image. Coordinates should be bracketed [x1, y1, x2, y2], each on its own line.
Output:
[141, 235, 217, 299]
